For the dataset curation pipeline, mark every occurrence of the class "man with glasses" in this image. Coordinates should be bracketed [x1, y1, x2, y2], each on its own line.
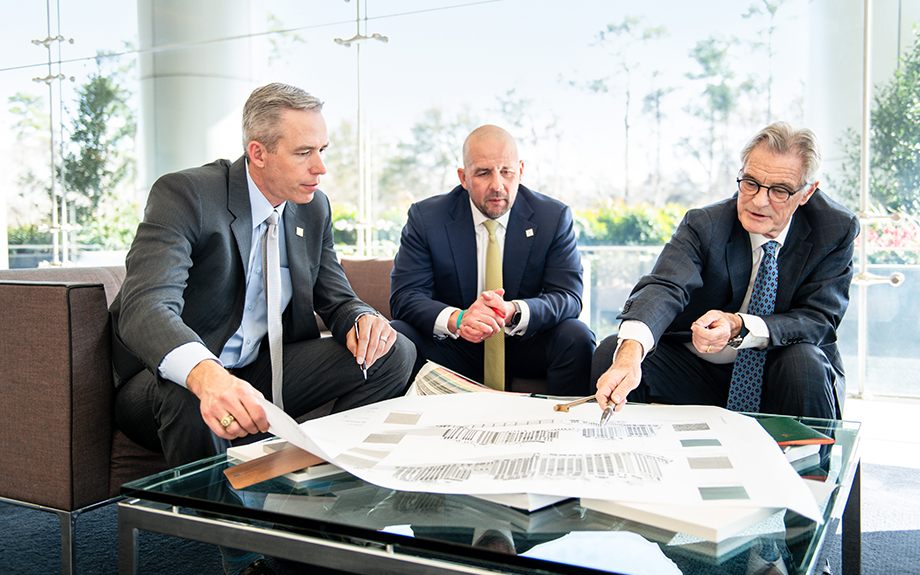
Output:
[591, 122, 859, 420]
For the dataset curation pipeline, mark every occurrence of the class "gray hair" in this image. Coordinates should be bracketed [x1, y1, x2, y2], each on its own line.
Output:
[741, 121, 822, 186]
[242, 83, 323, 158]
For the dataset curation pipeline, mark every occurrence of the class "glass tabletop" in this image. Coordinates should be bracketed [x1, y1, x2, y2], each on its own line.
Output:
[121, 414, 860, 575]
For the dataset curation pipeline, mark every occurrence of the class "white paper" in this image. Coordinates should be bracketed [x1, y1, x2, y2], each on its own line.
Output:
[257, 394, 821, 522]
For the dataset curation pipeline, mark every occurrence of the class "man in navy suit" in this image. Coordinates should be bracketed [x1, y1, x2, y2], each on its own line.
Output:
[593, 122, 858, 420]
[390, 125, 595, 395]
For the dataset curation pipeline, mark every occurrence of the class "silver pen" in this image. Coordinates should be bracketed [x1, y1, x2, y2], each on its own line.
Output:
[600, 403, 614, 426]
[354, 317, 367, 379]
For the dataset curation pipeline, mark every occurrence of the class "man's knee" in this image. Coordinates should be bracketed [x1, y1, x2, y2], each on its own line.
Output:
[763, 344, 839, 418]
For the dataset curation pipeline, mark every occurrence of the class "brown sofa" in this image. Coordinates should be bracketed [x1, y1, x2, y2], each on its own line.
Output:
[0, 255, 545, 573]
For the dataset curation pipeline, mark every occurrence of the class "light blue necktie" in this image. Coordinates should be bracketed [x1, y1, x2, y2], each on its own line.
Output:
[262, 211, 283, 409]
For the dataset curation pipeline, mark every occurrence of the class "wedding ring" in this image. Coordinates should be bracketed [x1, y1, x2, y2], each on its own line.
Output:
[706, 345, 712, 353]
[380, 334, 388, 341]
[220, 414, 235, 429]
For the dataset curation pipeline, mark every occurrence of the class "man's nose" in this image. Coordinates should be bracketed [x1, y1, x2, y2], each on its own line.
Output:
[490, 172, 504, 191]
[313, 154, 328, 175]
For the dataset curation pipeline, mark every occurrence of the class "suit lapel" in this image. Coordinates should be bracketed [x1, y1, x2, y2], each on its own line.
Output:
[228, 156, 253, 274]
[504, 191, 536, 299]
[776, 215, 813, 312]
[726, 221, 753, 311]
[446, 191, 478, 305]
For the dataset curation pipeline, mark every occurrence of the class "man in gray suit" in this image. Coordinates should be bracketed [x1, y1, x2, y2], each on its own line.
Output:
[593, 122, 858, 420]
[110, 81, 415, 561]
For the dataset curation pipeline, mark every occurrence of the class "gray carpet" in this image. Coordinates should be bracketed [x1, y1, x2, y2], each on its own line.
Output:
[1, 463, 917, 574]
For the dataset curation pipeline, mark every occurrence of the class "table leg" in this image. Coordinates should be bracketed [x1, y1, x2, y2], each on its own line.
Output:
[118, 503, 140, 575]
[841, 460, 861, 575]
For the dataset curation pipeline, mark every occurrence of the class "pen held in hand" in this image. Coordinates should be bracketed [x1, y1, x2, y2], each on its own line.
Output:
[353, 318, 368, 380]
[600, 404, 614, 426]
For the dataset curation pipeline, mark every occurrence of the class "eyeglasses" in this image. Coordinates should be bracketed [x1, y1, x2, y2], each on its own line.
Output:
[736, 177, 808, 203]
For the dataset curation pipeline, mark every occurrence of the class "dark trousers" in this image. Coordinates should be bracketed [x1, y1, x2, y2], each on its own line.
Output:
[114, 334, 416, 467]
[590, 335, 843, 419]
[392, 318, 596, 397]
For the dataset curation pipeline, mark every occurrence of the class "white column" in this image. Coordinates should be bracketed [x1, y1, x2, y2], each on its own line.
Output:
[136, 0, 261, 196]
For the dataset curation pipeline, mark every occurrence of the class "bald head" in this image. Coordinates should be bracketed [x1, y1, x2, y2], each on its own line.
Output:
[458, 125, 523, 219]
[462, 125, 518, 169]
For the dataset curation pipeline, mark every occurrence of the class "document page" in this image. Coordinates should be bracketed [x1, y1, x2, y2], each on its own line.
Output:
[258, 394, 820, 521]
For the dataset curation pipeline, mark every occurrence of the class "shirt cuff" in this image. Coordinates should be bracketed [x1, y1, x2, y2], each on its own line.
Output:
[435, 306, 462, 339]
[159, 342, 221, 388]
[736, 313, 770, 349]
[506, 300, 530, 336]
[615, 320, 654, 362]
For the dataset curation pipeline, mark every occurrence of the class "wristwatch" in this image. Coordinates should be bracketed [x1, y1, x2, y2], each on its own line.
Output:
[509, 301, 522, 328]
[727, 317, 750, 349]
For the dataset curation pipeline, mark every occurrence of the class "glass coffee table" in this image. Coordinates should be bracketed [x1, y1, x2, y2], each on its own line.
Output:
[119, 415, 860, 575]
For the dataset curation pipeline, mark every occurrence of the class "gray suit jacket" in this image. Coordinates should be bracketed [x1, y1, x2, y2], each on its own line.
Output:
[619, 191, 859, 373]
[110, 156, 372, 383]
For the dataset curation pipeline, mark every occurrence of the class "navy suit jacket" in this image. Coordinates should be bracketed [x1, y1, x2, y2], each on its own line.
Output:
[110, 156, 372, 382]
[619, 191, 859, 373]
[390, 185, 583, 340]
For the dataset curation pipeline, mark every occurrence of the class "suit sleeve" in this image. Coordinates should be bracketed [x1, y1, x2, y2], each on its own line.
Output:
[389, 203, 454, 335]
[114, 170, 212, 373]
[617, 209, 710, 343]
[519, 205, 585, 336]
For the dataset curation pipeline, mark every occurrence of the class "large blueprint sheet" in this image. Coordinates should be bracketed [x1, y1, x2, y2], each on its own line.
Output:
[257, 393, 820, 521]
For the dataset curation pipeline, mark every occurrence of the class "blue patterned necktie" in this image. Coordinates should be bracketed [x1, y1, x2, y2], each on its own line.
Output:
[727, 240, 779, 412]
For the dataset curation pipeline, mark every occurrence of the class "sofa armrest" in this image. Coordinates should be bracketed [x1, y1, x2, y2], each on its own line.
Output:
[0, 281, 114, 511]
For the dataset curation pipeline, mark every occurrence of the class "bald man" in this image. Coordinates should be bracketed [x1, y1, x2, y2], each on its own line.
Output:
[389, 125, 595, 395]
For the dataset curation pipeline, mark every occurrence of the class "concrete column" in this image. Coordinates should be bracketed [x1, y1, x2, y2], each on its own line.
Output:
[136, 0, 262, 195]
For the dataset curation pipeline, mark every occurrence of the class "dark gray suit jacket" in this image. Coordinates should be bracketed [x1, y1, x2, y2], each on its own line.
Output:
[619, 191, 859, 375]
[110, 156, 372, 383]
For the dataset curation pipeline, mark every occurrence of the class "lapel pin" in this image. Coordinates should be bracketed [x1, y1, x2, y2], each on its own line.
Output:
[525, 228, 534, 237]
[296, 227, 304, 237]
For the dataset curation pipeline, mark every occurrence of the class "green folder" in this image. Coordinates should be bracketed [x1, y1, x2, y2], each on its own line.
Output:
[756, 415, 834, 446]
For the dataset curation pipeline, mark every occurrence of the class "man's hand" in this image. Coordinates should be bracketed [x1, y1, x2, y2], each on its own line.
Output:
[453, 289, 508, 343]
[595, 339, 644, 412]
[348, 312, 397, 369]
[690, 310, 743, 354]
[186, 359, 269, 440]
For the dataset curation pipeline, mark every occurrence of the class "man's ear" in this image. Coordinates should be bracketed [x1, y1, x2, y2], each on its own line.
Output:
[801, 181, 819, 204]
[248, 141, 267, 167]
[457, 167, 468, 190]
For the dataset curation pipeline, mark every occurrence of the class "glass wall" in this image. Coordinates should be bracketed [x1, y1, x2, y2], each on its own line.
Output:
[3, 0, 919, 398]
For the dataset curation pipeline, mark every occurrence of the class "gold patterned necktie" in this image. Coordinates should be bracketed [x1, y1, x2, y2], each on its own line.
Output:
[262, 211, 283, 409]
[483, 219, 505, 390]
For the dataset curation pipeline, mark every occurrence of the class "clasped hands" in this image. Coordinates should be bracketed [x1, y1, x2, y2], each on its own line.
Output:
[451, 289, 515, 343]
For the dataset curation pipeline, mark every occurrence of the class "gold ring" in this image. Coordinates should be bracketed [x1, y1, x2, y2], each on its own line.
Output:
[220, 414, 235, 429]
[706, 345, 712, 353]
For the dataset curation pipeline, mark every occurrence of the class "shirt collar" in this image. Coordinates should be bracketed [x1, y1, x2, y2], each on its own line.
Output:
[246, 158, 286, 229]
[748, 216, 792, 253]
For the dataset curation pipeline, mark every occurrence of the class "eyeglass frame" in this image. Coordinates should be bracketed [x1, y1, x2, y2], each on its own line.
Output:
[736, 175, 810, 203]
